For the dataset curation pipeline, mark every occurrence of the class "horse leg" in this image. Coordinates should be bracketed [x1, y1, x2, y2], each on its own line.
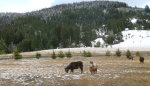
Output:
[71, 69, 74, 73]
[95, 70, 97, 74]
[90, 71, 93, 75]
[132, 57, 133, 60]
[80, 67, 83, 73]
[93, 70, 95, 74]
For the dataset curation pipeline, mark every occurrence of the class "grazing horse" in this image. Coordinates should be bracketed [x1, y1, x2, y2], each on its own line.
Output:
[65, 61, 83, 73]
[139, 56, 144, 63]
[89, 61, 98, 74]
[127, 56, 133, 60]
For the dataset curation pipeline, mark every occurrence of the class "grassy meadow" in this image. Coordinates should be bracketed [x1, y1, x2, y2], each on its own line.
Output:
[0, 55, 150, 86]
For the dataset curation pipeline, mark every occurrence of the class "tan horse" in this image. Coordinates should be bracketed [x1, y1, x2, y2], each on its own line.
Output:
[89, 61, 98, 74]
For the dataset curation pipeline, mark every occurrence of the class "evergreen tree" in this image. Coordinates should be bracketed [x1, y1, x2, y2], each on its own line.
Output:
[13, 48, 23, 60]
[105, 50, 111, 56]
[126, 50, 131, 57]
[136, 51, 140, 56]
[35, 52, 41, 59]
[51, 51, 56, 59]
[115, 49, 122, 57]
[0, 39, 9, 53]
[17, 39, 32, 52]
[145, 5, 150, 13]
[58, 51, 64, 58]
[65, 51, 72, 58]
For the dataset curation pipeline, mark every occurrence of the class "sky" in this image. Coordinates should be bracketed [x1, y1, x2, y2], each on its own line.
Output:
[0, 0, 150, 13]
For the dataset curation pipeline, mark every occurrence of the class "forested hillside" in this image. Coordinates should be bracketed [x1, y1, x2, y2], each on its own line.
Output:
[0, 1, 150, 54]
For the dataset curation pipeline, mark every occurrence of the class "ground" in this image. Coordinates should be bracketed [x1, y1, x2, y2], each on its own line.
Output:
[0, 56, 150, 86]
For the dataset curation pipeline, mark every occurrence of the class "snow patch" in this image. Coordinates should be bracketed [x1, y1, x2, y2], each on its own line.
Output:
[112, 30, 150, 50]
[113, 74, 119, 78]
[91, 38, 104, 47]
[131, 18, 137, 24]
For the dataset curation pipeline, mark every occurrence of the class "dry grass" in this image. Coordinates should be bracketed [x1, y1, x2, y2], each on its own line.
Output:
[0, 56, 150, 86]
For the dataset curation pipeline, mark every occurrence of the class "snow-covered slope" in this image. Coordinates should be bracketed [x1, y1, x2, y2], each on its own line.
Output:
[112, 30, 150, 51]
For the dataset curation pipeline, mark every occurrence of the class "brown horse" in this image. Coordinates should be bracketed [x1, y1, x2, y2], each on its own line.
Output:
[89, 61, 98, 74]
[139, 56, 144, 63]
[65, 61, 83, 73]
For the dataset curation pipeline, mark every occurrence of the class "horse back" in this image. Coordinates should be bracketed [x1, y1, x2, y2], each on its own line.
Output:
[68, 61, 83, 69]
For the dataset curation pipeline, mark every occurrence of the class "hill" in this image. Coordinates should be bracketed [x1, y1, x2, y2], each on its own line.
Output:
[0, 1, 150, 54]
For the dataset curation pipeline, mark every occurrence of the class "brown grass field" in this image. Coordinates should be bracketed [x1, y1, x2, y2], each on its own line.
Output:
[0, 55, 150, 86]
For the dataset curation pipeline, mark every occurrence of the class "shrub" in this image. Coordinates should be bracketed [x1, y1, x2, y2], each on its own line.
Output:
[51, 51, 56, 59]
[87, 51, 92, 57]
[58, 51, 64, 58]
[65, 51, 72, 58]
[115, 49, 122, 57]
[126, 50, 131, 57]
[105, 50, 111, 56]
[13, 48, 22, 60]
[136, 51, 140, 56]
[36, 53, 41, 59]
[82, 51, 92, 57]
[82, 51, 87, 57]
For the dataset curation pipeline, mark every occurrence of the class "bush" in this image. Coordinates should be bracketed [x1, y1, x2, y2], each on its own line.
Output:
[51, 51, 56, 59]
[58, 51, 64, 58]
[115, 49, 122, 57]
[65, 51, 72, 58]
[126, 50, 131, 57]
[13, 48, 23, 60]
[87, 51, 92, 57]
[136, 51, 140, 56]
[105, 50, 111, 56]
[35, 53, 41, 59]
[82, 51, 87, 57]
[82, 51, 92, 57]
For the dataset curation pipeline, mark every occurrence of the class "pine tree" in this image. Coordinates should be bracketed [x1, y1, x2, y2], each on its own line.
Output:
[126, 50, 131, 57]
[0, 39, 8, 53]
[35, 52, 41, 59]
[116, 49, 122, 57]
[105, 50, 111, 56]
[145, 5, 150, 13]
[65, 51, 72, 58]
[13, 48, 23, 60]
[51, 51, 56, 59]
[58, 51, 64, 58]
[136, 51, 140, 57]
